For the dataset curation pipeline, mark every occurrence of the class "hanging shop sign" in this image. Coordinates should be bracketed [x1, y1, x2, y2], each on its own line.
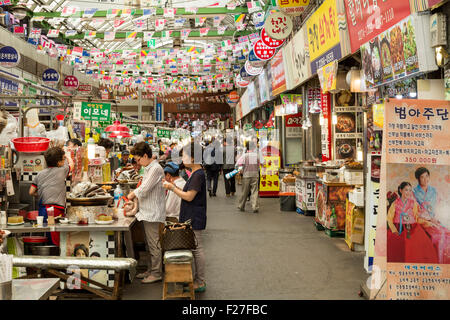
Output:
[228, 91, 239, 103]
[77, 84, 92, 94]
[333, 106, 364, 160]
[247, 81, 258, 111]
[235, 75, 250, 88]
[270, 50, 286, 96]
[285, 112, 303, 138]
[264, 11, 293, 40]
[344, 0, 411, 54]
[277, 0, 310, 16]
[240, 66, 253, 81]
[240, 89, 250, 118]
[375, 99, 450, 300]
[258, 70, 270, 104]
[63, 75, 79, 90]
[0, 76, 18, 107]
[42, 68, 60, 86]
[320, 90, 332, 162]
[282, 41, 295, 91]
[317, 60, 338, 93]
[157, 128, 172, 138]
[306, 0, 348, 75]
[248, 50, 265, 68]
[260, 28, 285, 48]
[244, 60, 263, 76]
[290, 26, 311, 87]
[0, 46, 20, 68]
[156, 103, 163, 122]
[253, 40, 277, 61]
[76, 102, 111, 122]
[361, 14, 438, 89]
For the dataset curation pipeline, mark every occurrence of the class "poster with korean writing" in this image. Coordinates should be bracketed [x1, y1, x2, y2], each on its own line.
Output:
[380, 99, 450, 300]
[344, 0, 411, 54]
[270, 50, 286, 96]
[333, 106, 364, 160]
[290, 25, 311, 87]
[259, 155, 280, 193]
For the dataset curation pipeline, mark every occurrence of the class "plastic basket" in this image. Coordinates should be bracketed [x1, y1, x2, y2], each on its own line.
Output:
[12, 137, 50, 153]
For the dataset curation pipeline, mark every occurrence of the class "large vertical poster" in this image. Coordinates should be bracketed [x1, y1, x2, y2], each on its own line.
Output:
[378, 99, 450, 300]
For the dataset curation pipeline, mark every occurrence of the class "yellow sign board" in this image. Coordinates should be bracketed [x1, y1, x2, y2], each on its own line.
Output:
[259, 156, 280, 192]
[306, 0, 340, 62]
[373, 103, 385, 129]
[277, 0, 310, 16]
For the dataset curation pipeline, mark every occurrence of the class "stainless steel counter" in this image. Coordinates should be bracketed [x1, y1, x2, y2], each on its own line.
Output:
[2, 217, 136, 234]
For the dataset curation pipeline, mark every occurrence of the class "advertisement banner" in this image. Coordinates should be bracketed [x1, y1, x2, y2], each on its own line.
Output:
[260, 155, 280, 193]
[445, 67, 450, 101]
[333, 106, 364, 160]
[378, 99, 450, 300]
[282, 41, 295, 91]
[361, 14, 437, 89]
[290, 26, 311, 87]
[240, 89, 250, 118]
[344, 0, 411, 54]
[320, 91, 332, 161]
[247, 81, 258, 111]
[285, 112, 303, 138]
[306, 0, 340, 74]
[270, 50, 286, 96]
[317, 60, 338, 93]
[258, 70, 270, 104]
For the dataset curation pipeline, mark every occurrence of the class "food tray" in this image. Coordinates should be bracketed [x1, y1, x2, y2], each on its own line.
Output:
[67, 196, 113, 206]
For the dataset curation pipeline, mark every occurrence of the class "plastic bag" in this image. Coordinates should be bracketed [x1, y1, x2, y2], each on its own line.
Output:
[24, 123, 46, 137]
[0, 112, 18, 145]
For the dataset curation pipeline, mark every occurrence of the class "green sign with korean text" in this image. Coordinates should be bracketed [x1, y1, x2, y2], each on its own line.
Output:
[81, 102, 111, 122]
[157, 129, 172, 138]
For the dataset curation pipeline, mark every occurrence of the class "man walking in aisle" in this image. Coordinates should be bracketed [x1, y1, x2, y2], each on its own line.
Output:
[222, 139, 236, 197]
[236, 140, 265, 213]
[128, 142, 166, 284]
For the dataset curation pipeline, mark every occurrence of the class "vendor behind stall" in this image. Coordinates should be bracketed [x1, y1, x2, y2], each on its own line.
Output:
[29, 146, 74, 246]
[119, 150, 132, 168]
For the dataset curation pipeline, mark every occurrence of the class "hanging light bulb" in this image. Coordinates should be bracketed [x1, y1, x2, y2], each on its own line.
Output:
[305, 117, 312, 128]
[302, 119, 308, 129]
[319, 112, 325, 126]
[87, 133, 96, 159]
[332, 112, 338, 125]
[357, 141, 363, 162]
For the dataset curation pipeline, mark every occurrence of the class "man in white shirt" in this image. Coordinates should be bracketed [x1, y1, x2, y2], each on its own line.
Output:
[163, 162, 186, 222]
[128, 142, 166, 284]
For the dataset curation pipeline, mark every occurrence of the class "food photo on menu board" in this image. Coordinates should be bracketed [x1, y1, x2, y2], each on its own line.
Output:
[335, 139, 356, 160]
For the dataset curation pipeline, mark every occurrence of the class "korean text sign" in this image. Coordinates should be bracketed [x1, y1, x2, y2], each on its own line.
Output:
[80, 102, 111, 122]
[344, 0, 411, 54]
[382, 99, 450, 300]
[306, 0, 340, 74]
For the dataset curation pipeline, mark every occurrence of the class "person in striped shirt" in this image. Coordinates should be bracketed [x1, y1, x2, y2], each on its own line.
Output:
[128, 142, 166, 284]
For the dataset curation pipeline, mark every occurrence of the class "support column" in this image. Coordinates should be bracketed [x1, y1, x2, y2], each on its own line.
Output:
[138, 88, 142, 120]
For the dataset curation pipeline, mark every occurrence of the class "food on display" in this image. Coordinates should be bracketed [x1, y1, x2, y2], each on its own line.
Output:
[402, 19, 418, 73]
[380, 36, 393, 80]
[389, 25, 405, 74]
[338, 143, 354, 158]
[371, 40, 382, 83]
[69, 181, 109, 198]
[361, 45, 374, 86]
[336, 114, 355, 133]
[8, 216, 24, 224]
[97, 214, 112, 221]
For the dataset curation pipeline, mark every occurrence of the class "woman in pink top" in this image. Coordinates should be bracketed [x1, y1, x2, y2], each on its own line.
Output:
[387, 182, 438, 263]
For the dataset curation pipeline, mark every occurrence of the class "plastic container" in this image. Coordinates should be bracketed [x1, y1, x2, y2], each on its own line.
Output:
[22, 236, 48, 255]
[114, 184, 123, 208]
[12, 137, 50, 153]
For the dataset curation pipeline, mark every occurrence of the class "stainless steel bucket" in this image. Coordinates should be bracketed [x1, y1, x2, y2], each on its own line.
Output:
[0, 281, 12, 300]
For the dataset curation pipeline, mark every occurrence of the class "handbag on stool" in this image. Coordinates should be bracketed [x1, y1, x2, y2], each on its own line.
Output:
[161, 219, 198, 251]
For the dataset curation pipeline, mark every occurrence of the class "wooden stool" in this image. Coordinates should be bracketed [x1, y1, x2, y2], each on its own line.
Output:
[162, 250, 194, 300]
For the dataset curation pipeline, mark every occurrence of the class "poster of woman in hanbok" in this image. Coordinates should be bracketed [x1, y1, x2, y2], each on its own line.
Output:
[386, 164, 450, 264]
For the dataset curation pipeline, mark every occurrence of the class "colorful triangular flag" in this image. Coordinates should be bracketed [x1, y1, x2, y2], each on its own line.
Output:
[199, 28, 210, 37]
[181, 29, 191, 40]
[30, 28, 42, 38]
[61, 6, 78, 17]
[163, 8, 176, 18]
[84, 30, 96, 39]
[65, 30, 77, 37]
[143, 31, 154, 41]
[217, 25, 228, 35]
[213, 15, 225, 27]
[155, 19, 166, 31]
[114, 18, 126, 28]
[83, 8, 98, 18]
[104, 31, 116, 41]
[185, 7, 198, 14]
[195, 17, 207, 27]
[47, 29, 60, 38]
[247, 1, 263, 14]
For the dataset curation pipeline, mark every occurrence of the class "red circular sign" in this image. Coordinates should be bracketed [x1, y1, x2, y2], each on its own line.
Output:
[63, 75, 79, 90]
[228, 91, 239, 103]
[260, 28, 285, 48]
[253, 40, 277, 61]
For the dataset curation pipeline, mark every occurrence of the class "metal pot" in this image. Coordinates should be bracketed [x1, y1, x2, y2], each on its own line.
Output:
[31, 245, 60, 256]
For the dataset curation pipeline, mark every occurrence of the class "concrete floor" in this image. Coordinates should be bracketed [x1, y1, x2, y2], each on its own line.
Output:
[123, 177, 368, 300]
